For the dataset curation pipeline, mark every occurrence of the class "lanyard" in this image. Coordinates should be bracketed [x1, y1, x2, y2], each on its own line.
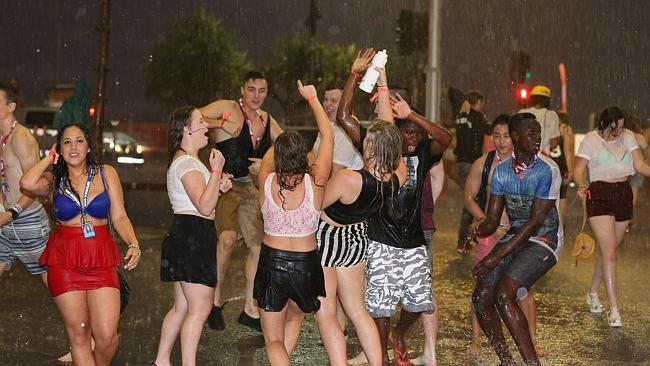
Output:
[0, 120, 18, 206]
[61, 166, 94, 221]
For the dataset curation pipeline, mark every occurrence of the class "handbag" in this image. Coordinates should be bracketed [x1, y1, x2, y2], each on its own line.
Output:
[117, 270, 131, 314]
[571, 198, 596, 265]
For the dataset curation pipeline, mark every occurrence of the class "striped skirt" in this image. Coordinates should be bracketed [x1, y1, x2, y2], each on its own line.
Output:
[317, 220, 368, 267]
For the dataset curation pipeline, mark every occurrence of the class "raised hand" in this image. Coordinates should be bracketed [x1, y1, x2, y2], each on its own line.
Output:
[351, 48, 376, 73]
[297, 79, 318, 102]
[390, 93, 412, 119]
[209, 148, 225, 171]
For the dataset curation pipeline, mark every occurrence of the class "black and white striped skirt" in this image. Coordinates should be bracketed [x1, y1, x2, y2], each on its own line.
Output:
[317, 220, 368, 267]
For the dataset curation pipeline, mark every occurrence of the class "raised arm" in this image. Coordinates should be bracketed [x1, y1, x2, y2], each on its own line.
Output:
[390, 93, 452, 156]
[19, 147, 55, 198]
[337, 48, 375, 146]
[375, 68, 393, 123]
[199, 100, 240, 135]
[299, 80, 333, 188]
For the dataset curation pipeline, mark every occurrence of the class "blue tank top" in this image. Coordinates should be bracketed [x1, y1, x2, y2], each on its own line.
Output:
[53, 166, 111, 221]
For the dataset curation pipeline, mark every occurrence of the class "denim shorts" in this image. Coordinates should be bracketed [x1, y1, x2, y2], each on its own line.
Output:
[478, 240, 557, 289]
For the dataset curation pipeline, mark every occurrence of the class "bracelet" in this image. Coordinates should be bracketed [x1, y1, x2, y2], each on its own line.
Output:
[127, 244, 141, 255]
[377, 86, 389, 93]
[220, 119, 226, 128]
[307, 95, 318, 103]
[351, 71, 362, 79]
[578, 184, 588, 189]
[212, 169, 222, 175]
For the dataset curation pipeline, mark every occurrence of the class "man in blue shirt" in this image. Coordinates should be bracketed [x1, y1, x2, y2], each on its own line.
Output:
[471, 113, 563, 366]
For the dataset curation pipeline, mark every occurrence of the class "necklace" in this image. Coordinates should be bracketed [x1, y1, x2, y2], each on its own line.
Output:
[0, 121, 18, 205]
[239, 99, 265, 147]
[511, 151, 537, 181]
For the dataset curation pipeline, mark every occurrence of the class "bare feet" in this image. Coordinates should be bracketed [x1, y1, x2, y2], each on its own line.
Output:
[348, 351, 368, 366]
[411, 353, 437, 366]
[57, 351, 72, 364]
[390, 332, 411, 366]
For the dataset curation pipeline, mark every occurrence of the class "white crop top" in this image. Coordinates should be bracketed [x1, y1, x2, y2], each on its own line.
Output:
[167, 155, 212, 216]
[261, 173, 321, 237]
[577, 129, 639, 182]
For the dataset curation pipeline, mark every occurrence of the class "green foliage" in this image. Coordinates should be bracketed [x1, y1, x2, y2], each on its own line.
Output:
[144, 9, 250, 109]
[264, 32, 357, 122]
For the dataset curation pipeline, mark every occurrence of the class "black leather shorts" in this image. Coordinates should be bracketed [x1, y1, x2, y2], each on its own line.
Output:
[253, 244, 325, 313]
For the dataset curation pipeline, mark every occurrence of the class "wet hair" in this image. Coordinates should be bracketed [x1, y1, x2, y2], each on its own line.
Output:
[557, 112, 570, 126]
[529, 94, 550, 109]
[466, 90, 483, 105]
[597, 106, 626, 133]
[365, 119, 403, 175]
[167, 106, 195, 167]
[0, 82, 17, 105]
[243, 71, 266, 84]
[364, 119, 403, 208]
[493, 114, 510, 128]
[508, 112, 537, 135]
[52, 123, 101, 204]
[273, 130, 312, 209]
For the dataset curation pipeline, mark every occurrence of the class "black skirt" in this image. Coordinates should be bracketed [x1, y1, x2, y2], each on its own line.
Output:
[254, 244, 325, 313]
[160, 214, 217, 287]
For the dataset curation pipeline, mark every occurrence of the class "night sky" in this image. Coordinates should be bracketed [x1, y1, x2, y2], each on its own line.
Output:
[2, 0, 649, 131]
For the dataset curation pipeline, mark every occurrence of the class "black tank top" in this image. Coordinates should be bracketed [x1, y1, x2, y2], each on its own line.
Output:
[324, 169, 399, 225]
[216, 104, 273, 178]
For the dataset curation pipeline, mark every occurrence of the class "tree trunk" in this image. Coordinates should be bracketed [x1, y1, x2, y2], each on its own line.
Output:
[93, 0, 111, 156]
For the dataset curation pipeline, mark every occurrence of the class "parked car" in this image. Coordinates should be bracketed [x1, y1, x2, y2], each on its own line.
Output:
[16, 107, 145, 164]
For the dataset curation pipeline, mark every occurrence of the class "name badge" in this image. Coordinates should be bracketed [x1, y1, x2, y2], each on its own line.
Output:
[82, 221, 96, 239]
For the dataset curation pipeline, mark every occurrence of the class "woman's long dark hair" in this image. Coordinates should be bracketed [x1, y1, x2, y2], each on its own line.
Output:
[273, 130, 312, 209]
[168, 106, 196, 167]
[52, 123, 100, 204]
[597, 106, 626, 135]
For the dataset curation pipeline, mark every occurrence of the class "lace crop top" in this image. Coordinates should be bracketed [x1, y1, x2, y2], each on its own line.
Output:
[261, 173, 321, 237]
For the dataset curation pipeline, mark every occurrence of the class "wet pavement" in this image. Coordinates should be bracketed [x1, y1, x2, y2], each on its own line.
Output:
[1, 181, 649, 365]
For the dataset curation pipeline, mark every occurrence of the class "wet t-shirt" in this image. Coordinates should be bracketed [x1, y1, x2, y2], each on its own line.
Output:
[491, 154, 564, 259]
[365, 138, 442, 248]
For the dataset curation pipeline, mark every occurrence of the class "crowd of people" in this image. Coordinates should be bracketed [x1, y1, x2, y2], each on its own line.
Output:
[1, 44, 650, 366]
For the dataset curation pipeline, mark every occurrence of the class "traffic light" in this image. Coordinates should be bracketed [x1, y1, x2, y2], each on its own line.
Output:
[515, 85, 530, 106]
[517, 50, 531, 83]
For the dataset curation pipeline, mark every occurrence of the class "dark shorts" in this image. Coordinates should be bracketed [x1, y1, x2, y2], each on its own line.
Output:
[478, 241, 557, 289]
[253, 244, 325, 313]
[161, 214, 217, 287]
[586, 181, 633, 222]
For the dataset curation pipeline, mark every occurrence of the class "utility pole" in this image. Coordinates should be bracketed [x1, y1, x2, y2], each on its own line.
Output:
[93, 0, 111, 154]
[425, 0, 441, 121]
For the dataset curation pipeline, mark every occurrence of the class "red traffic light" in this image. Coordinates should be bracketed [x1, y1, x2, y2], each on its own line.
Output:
[519, 88, 528, 100]
[89, 107, 96, 117]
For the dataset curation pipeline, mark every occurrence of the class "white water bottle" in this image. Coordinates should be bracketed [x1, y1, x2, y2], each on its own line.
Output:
[359, 49, 388, 93]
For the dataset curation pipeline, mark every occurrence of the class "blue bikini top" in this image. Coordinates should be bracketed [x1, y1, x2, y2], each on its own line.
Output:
[53, 166, 111, 221]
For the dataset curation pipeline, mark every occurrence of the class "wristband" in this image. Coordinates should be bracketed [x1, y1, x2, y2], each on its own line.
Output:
[377, 86, 389, 93]
[49, 149, 59, 164]
[8, 208, 19, 220]
[307, 95, 318, 103]
[220, 119, 226, 128]
[212, 169, 222, 175]
[351, 71, 362, 79]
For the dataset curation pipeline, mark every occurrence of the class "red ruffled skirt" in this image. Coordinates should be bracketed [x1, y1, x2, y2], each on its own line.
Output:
[41, 225, 122, 297]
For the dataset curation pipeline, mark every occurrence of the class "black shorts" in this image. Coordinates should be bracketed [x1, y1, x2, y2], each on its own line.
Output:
[586, 181, 633, 222]
[160, 214, 217, 287]
[478, 241, 557, 289]
[253, 244, 325, 313]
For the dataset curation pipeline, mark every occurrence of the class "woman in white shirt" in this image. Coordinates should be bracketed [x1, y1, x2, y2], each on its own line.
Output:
[152, 107, 232, 366]
[574, 106, 650, 328]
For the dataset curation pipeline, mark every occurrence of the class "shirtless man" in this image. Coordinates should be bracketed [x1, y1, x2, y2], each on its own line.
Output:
[199, 71, 283, 331]
[0, 83, 50, 282]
